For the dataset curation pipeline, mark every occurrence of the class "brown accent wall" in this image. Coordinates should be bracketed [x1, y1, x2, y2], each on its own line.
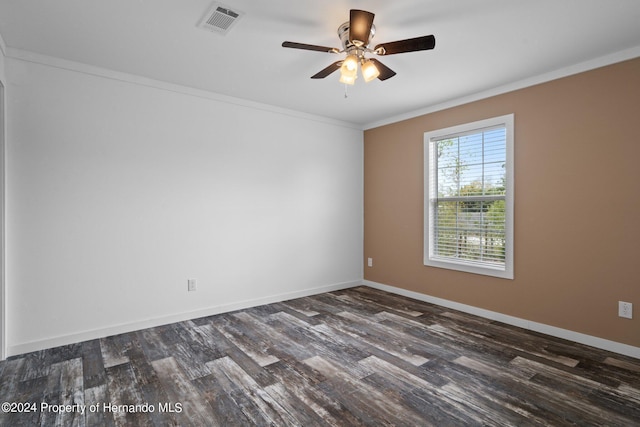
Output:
[364, 57, 640, 347]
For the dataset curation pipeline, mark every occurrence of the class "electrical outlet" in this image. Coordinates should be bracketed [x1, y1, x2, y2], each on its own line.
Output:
[367, 257, 373, 267]
[618, 301, 632, 319]
[188, 279, 197, 292]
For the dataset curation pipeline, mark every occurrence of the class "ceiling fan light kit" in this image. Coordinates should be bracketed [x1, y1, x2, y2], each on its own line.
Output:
[282, 9, 436, 87]
[361, 59, 380, 82]
[339, 54, 359, 85]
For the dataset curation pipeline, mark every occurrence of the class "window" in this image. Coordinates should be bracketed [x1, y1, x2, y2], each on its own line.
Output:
[424, 114, 514, 279]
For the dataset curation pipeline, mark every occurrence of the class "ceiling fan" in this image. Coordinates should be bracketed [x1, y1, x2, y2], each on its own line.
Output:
[282, 9, 436, 84]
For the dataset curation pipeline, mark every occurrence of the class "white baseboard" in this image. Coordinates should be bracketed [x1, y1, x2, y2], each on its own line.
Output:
[10, 279, 638, 360]
[7, 280, 360, 357]
[363, 280, 640, 360]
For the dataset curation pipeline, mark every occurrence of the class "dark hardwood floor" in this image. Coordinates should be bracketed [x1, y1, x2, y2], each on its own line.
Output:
[1, 286, 639, 426]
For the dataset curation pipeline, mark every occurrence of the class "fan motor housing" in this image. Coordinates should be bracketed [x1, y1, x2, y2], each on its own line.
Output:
[338, 21, 375, 50]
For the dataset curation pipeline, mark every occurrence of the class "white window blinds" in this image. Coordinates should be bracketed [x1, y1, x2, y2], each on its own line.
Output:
[424, 115, 514, 279]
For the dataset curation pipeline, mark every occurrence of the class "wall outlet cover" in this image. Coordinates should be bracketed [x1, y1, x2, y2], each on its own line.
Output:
[618, 301, 632, 319]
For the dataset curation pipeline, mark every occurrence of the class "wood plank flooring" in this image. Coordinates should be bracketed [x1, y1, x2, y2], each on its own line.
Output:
[1, 286, 639, 426]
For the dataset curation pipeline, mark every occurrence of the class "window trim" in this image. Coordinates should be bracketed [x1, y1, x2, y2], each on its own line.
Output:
[424, 114, 514, 279]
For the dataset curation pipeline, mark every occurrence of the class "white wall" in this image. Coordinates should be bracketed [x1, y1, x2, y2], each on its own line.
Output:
[0, 39, 6, 360]
[5, 57, 363, 356]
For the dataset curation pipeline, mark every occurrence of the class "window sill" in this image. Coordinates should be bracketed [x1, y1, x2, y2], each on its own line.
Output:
[425, 256, 514, 280]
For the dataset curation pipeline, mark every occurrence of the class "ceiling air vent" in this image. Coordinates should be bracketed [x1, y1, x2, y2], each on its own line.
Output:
[198, 3, 244, 35]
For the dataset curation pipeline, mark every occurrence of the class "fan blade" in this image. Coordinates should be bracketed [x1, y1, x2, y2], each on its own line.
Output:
[349, 9, 375, 46]
[369, 59, 396, 81]
[311, 61, 342, 79]
[282, 41, 339, 53]
[374, 35, 436, 55]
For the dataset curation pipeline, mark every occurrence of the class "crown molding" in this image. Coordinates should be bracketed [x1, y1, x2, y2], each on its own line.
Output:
[0, 32, 6, 57]
[5, 47, 362, 131]
[364, 45, 640, 130]
[7, 42, 639, 132]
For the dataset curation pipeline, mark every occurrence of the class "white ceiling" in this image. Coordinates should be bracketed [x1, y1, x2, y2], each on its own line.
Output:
[1, 0, 639, 128]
